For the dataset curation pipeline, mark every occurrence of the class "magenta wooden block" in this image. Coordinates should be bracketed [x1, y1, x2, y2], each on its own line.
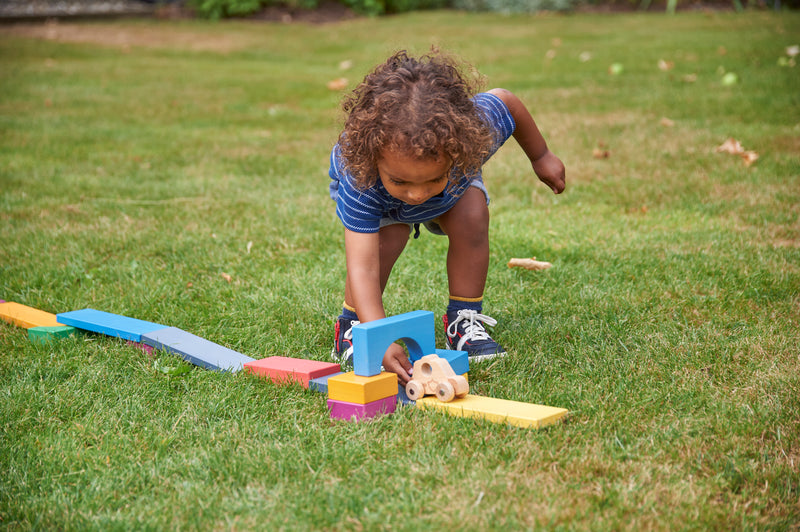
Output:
[126, 340, 155, 356]
[327, 395, 397, 421]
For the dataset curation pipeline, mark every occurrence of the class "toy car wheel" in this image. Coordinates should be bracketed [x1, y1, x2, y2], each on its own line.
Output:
[436, 381, 455, 402]
[406, 380, 424, 401]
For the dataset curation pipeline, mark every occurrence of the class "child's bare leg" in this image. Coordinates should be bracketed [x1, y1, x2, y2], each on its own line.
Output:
[437, 187, 503, 358]
[344, 223, 411, 308]
[437, 187, 490, 298]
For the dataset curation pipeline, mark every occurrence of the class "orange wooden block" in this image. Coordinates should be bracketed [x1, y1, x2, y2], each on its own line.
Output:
[244, 356, 342, 388]
[327, 371, 398, 404]
[0, 302, 62, 329]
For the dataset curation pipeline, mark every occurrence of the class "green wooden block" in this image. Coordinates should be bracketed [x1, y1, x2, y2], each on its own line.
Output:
[28, 325, 77, 343]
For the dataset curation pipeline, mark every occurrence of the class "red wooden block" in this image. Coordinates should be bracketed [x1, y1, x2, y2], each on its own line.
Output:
[244, 356, 342, 388]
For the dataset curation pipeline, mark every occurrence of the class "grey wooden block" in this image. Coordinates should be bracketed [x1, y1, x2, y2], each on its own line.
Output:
[141, 327, 254, 373]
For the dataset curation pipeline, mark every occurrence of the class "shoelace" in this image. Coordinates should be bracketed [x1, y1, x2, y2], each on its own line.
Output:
[447, 310, 497, 351]
[339, 320, 359, 362]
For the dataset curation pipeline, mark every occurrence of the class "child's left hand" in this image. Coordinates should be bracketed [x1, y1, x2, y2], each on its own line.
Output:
[532, 150, 566, 194]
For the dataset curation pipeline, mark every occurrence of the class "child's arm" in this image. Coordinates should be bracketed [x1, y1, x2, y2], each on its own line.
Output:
[344, 228, 413, 384]
[488, 88, 566, 195]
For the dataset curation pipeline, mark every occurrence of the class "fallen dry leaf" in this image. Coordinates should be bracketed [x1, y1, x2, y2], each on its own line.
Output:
[740, 151, 759, 166]
[508, 257, 552, 271]
[658, 59, 674, 71]
[221, 272, 232, 282]
[593, 147, 610, 159]
[326, 77, 348, 91]
[715, 138, 759, 167]
[716, 138, 744, 154]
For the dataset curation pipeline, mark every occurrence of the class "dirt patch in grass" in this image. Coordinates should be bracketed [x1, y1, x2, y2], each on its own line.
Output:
[2, 19, 260, 52]
[1, 1, 356, 52]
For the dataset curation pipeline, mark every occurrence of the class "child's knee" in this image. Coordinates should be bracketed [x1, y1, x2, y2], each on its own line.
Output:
[457, 194, 490, 231]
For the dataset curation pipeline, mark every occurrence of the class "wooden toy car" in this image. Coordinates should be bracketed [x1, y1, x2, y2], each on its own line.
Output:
[405, 354, 468, 402]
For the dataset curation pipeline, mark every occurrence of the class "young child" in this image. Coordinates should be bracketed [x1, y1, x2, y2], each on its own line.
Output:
[328, 49, 565, 385]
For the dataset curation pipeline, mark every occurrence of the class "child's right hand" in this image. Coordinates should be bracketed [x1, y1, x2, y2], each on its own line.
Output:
[382, 342, 413, 386]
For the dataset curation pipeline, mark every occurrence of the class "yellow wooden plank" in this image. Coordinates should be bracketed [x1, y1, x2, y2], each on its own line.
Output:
[415, 394, 568, 429]
[0, 302, 62, 329]
[327, 371, 398, 404]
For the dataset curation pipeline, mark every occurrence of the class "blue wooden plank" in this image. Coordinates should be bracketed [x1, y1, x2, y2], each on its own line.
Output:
[141, 327, 254, 373]
[308, 371, 345, 394]
[56, 308, 167, 342]
[397, 383, 415, 406]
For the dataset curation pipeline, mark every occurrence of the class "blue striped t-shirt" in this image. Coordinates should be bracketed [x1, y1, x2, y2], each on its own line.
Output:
[329, 92, 515, 233]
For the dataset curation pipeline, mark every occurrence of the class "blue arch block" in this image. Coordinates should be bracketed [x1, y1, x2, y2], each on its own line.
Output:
[435, 349, 469, 376]
[352, 310, 436, 377]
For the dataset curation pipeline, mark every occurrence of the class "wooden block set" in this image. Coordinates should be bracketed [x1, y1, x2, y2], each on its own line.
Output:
[1, 300, 568, 429]
[240, 354, 400, 422]
[320, 310, 463, 423]
[322, 310, 568, 428]
[0, 302, 255, 372]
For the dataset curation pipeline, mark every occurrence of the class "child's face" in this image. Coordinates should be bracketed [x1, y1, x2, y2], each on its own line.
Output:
[377, 149, 450, 205]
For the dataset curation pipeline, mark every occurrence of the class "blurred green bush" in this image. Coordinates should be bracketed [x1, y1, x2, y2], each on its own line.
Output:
[186, 0, 789, 19]
[188, 0, 574, 17]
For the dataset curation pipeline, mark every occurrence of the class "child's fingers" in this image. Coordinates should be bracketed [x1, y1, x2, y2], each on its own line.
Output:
[383, 344, 412, 385]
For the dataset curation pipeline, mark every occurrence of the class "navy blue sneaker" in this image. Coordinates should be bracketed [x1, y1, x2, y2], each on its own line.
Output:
[332, 317, 359, 367]
[443, 309, 506, 361]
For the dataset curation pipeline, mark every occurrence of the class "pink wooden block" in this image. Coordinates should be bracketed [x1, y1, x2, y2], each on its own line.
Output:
[327, 395, 397, 421]
[127, 340, 155, 356]
[244, 356, 342, 388]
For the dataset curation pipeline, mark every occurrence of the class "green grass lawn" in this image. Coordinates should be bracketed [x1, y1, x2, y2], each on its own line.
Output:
[1, 10, 799, 529]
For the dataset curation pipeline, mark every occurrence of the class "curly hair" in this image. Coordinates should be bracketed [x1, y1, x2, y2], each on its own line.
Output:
[337, 49, 495, 190]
